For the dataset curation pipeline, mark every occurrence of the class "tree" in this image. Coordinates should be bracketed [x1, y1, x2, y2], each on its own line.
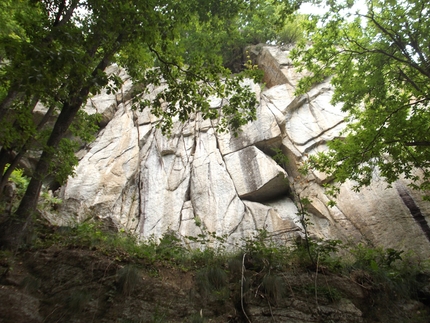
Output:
[0, 0, 303, 248]
[291, 0, 430, 200]
[177, 1, 305, 72]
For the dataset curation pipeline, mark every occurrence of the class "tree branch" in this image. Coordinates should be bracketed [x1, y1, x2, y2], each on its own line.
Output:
[362, 11, 430, 79]
[53, 0, 79, 27]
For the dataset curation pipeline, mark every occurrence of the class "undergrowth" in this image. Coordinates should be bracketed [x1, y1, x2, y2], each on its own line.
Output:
[29, 219, 430, 314]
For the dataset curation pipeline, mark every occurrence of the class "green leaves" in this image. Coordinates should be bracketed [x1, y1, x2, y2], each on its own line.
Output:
[293, 0, 430, 199]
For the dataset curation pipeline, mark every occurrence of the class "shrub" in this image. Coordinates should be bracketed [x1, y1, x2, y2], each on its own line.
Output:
[66, 289, 91, 312]
[1, 165, 29, 214]
[346, 243, 430, 301]
[196, 266, 228, 294]
[262, 274, 285, 304]
[240, 229, 290, 272]
[117, 264, 140, 296]
[303, 284, 342, 304]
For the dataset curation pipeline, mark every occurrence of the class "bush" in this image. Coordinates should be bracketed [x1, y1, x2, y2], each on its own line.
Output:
[1, 165, 29, 214]
[262, 274, 285, 304]
[346, 243, 430, 300]
[66, 289, 91, 312]
[117, 264, 140, 296]
[196, 265, 228, 296]
[303, 284, 342, 303]
[240, 229, 290, 272]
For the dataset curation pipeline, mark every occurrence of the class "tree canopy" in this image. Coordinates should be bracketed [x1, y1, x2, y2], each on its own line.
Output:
[292, 0, 430, 200]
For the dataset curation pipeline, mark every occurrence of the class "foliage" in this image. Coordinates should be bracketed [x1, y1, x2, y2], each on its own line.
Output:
[30, 219, 430, 320]
[177, 1, 305, 72]
[271, 147, 289, 168]
[261, 274, 285, 304]
[196, 265, 229, 300]
[276, 16, 307, 45]
[241, 51, 265, 84]
[333, 241, 430, 305]
[39, 190, 62, 211]
[7, 166, 29, 198]
[294, 195, 317, 266]
[293, 237, 344, 270]
[350, 244, 404, 271]
[302, 283, 342, 303]
[185, 228, 230, 262]
[240, 229, 291, 271]
[291, 0, 430, 199]
[0, 165, 30, 214]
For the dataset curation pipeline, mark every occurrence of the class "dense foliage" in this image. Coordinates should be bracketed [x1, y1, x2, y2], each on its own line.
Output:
[292, 0, 430, 199]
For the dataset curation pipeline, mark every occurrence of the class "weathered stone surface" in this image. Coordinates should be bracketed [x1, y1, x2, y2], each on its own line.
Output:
[252, 46, 290, 88]
[217, 97, 281, 156]
[136, 128, 193, 237]
[190, 129, 246, 237]
[285, 85, 346, 155]
[57, 45, 430, 257]
[61, 103, 140, 224]
[335, 179, 430, 254]
[224, 146, 288, 201]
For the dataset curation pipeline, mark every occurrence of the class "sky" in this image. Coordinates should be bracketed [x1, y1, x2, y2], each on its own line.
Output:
[299, 0, 368, 16]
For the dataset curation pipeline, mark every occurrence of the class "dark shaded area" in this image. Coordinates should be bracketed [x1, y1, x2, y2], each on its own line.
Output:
[396, 183, 430, 243]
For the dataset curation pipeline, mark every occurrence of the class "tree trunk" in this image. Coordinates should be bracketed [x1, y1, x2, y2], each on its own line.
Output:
[0, 54, 114, 249]
[0, 90, 19, 121]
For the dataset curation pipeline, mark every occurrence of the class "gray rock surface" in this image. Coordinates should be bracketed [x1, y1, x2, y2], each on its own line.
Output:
[56, 46, 430, 256]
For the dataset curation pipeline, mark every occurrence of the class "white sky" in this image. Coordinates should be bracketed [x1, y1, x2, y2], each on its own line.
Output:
[298, 0, 367, 16]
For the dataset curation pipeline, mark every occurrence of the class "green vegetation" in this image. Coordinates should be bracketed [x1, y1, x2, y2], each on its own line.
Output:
[179, 3, 306, 73]
[0, 165, 29, 214]
[292, 0, 430, 200]
[0, 217, 427, 321]
[117, 264, 140, 296]
[31, 220, 430, 305]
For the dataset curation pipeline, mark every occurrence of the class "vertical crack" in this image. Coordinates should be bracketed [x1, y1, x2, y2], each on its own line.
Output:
[396, 182, 430, 243]
[132, 109, 143, 232]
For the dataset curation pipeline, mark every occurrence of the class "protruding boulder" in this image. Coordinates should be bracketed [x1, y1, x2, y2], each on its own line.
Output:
[224, 146, 289, 202]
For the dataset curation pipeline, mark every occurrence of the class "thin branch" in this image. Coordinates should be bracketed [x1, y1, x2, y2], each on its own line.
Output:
[363, 12, 430, 78]
[314, 253, 320, 312]
[336, 97, 428, 166]
[396, 67, 422, 93]
[403, 141, 430, 147]
[241, 253, 251, 323]
[53, 0, 66, 26]
[53, 0, 80, 27]
[147, 46, 219, 92]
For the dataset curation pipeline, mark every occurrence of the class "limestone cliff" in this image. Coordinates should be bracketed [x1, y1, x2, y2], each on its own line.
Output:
[56, 46, 430, 257]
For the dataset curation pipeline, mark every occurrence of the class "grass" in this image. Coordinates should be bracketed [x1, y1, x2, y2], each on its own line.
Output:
[66, 289, 91, 312]
[117, 264, 140, 296]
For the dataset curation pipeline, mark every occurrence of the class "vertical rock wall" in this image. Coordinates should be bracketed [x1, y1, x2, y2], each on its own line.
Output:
[57, 47, 430, 257]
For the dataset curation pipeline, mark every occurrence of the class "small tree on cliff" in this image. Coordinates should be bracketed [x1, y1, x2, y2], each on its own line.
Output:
[292, 0, 430, 199]
[0, 0, 300, 247]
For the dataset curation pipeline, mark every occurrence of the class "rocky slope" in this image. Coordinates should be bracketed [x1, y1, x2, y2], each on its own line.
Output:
[54, 45, 430, 258]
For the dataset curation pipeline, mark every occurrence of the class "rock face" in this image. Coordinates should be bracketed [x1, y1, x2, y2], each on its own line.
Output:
[57, 46, 430, 256]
